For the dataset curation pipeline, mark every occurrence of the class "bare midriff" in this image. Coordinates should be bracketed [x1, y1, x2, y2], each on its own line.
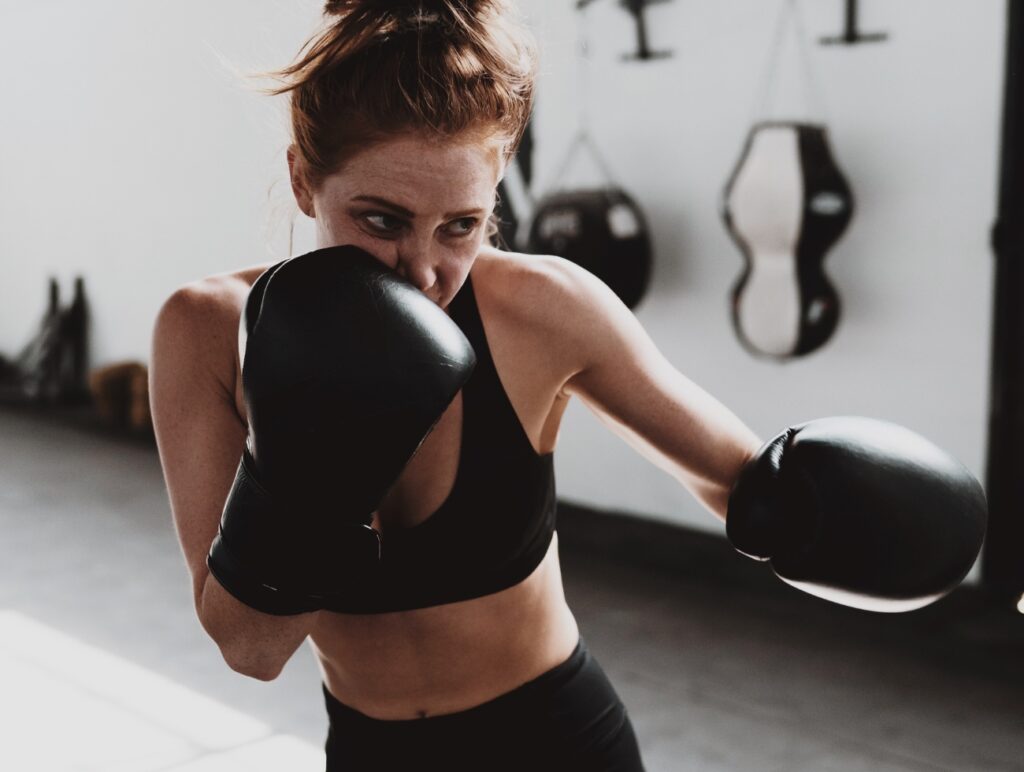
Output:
[308, 533, 579, 720]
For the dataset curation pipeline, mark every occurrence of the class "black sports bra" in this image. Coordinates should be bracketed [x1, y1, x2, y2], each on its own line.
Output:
[324, 273, 557, 614]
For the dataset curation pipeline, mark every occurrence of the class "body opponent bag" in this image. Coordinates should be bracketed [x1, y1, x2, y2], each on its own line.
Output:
[722, 122, 853, 359]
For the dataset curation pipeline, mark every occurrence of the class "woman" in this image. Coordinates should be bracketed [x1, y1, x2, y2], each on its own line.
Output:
[150, 1, 762, 768]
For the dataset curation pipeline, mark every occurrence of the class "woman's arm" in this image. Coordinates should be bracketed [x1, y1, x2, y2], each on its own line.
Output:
[538, 257, 763, 522]
[150, 280, 318, 680]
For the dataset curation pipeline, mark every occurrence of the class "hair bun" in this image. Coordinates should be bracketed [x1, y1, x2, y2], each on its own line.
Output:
[324, 0, 496, 18]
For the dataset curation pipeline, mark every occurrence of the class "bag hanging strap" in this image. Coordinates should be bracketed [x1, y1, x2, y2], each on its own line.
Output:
[542, 2, 621, 195]
[750, 0, 831, 126]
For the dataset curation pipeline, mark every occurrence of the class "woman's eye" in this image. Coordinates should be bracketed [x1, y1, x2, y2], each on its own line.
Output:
[364, 213, 404, 233]
[445, 217, 479, 237]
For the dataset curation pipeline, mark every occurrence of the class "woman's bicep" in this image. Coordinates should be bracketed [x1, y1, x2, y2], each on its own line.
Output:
[150, 286, 246, 603]
[558, 267, 761, 520]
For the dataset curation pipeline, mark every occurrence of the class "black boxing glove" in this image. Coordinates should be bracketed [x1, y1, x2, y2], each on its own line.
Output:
[726, 416, 987, 612]
[208, 246, 476, 614]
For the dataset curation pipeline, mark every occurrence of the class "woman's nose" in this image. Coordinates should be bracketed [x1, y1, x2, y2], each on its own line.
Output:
[397, 247, 438, 294]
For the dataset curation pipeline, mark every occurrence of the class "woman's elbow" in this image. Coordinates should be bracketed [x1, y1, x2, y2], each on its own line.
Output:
[194, 574, 289, 681]
[221, 647, 285, 682]
[204, 616, 288, 681]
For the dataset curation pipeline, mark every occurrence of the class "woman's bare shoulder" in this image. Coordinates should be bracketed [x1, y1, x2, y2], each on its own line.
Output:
[153, 262, 277, 388]
[472, 247, 598, 315]
[157, 263, 275, 329]
[471, 246, 616, 329]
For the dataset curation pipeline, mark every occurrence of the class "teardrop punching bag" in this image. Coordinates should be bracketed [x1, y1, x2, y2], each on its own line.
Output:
[722, 122, 854, 360]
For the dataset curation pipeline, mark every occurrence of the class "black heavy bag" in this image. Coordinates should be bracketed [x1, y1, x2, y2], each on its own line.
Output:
[527, 187, 652, 309]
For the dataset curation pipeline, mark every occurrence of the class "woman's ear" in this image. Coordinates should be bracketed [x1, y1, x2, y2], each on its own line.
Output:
[287, 146, 316, 218]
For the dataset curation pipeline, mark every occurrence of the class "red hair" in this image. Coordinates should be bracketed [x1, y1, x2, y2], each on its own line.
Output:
[268, 0, 537, 191]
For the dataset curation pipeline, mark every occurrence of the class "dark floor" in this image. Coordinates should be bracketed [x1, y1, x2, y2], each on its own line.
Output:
[1, 404, 1022, 771]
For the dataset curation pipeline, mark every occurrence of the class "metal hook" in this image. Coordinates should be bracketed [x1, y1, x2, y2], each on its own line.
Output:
[820, 0, 888, 46]
[576, 0, 675, 61]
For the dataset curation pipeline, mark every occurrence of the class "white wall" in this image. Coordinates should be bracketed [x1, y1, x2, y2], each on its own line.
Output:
[522, 0, 1002, 534]
[0, 1, 1002, 538]
[0, 0, 321, 363]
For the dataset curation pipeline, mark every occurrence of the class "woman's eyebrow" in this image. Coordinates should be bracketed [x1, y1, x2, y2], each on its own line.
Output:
[352, 195, 484, 220]
[352, 195, 414, 217]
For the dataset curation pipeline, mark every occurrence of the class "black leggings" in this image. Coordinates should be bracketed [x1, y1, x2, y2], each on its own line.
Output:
[322, 637, 645, 771]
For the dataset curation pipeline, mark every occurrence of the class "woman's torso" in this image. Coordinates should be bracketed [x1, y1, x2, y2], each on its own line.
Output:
[219, 246, 579, 719]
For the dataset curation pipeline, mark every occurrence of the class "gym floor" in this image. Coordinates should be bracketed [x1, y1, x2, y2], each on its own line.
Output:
[2, 405, 1021, 772]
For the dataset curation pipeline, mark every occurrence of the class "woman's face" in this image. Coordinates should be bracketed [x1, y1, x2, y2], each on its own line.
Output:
[290, 132, 505, 308]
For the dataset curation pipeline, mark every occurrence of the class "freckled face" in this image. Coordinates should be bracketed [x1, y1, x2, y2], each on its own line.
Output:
[302, 133, 505, 308]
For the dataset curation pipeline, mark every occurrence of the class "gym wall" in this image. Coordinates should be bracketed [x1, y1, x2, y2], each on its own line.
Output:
[0, 1, 1001, 540]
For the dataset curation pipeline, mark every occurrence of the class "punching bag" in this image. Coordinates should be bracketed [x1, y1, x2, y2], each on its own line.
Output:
[524, 1, 654, 309]
[722, 122, 853, 360]
[527, 187, 652, 309]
